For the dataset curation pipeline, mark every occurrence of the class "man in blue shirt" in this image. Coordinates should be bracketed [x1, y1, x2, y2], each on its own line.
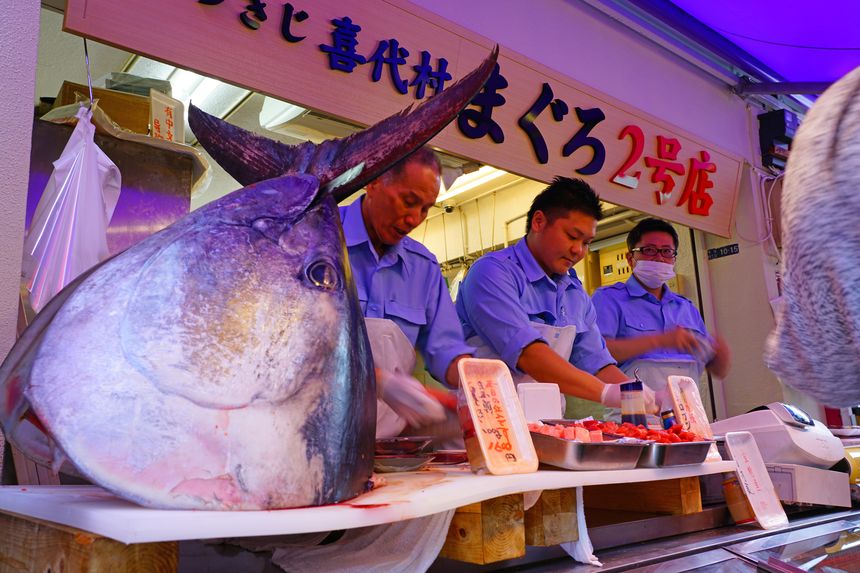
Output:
[591, 218, 729, 401]
[456, 177, 654, 410]
[340, 147, 473, 437]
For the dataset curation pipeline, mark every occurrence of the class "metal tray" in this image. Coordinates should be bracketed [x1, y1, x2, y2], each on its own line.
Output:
[636, 441, 713, 468]
[530, 431, 646, 471]
[375, 436, 433, 456]
[373, 454, 436, 473]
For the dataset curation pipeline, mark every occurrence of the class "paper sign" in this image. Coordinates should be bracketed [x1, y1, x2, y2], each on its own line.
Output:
[725, 431, 789, 530]
[668, 375, 722, 462]
[458, 358, 538, 475]
[149, 89, 184, 143]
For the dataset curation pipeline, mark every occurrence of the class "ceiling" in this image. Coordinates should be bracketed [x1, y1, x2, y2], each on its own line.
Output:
[670, 0, 860, 84]
[582, 0, 860, 113]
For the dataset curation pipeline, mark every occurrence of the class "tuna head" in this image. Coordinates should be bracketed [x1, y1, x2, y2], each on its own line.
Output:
[0, 46, 499, 510]
[1, 174, 374, 509]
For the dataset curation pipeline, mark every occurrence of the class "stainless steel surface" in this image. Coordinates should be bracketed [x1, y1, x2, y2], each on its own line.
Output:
[725, 516, 860, 555]
[628, 549, 752, 573]
[530, 431, 645, 471]
[637, 441, 713, 468]
[558, 509, 860, 573]
[589, 505, 732, 550]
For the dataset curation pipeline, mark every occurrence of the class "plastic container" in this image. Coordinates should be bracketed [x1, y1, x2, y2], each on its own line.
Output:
[516, 382, 563, 422]
[620, 380, 647, 426]
[457, 358, 539, 475]
[722, 474, 756, 525]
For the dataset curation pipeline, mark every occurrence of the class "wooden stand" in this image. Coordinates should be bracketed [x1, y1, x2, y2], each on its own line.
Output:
[584, 476, 702, 516]
[439, 493, 525, 564]
[524, 488, 578, 546]
[0, 511, 177, 573]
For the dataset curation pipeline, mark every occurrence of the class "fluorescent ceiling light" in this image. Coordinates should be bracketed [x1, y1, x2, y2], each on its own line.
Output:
[260, 97, 307, 129]
[125, 56, 251, 143]
[436, 165, 507, 203]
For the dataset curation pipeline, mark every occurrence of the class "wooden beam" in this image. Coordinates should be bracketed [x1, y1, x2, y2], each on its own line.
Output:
[439, 494, 525, 564]
[583, 477, 702, 516]
[0, 511, 177, 573]
[524, 488, 578, 546]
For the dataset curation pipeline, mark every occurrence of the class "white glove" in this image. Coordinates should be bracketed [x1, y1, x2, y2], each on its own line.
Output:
[377, 369, 446, 428]
[600, 382, 659, 414]
[642, 384, 659, 414]
[600, 383, 622, 407]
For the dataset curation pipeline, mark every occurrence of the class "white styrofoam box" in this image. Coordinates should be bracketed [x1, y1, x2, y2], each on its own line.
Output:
[517, 382, 562, 423]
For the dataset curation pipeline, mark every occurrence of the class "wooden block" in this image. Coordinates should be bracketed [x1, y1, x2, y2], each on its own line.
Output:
[0, 511, 177, 572]
[583, 477, 702, 516]
[439, 494, 525, 564]
[10, 446, 61, 487]
[54, 82, 151, 135]
[525, 488, 579, 546]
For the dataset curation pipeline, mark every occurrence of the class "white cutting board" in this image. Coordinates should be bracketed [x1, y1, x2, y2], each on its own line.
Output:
[0, 462, 734, 544]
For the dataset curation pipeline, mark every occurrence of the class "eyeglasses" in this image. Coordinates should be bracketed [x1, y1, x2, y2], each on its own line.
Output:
[631, 246, 678, 259]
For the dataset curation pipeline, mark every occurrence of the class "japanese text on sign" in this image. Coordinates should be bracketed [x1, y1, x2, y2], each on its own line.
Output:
[196, 0, 725, 221]
[470, 379, 518, 463]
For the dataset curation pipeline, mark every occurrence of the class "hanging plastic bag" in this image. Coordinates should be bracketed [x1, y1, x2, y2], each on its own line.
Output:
[23, 105, 121, 313]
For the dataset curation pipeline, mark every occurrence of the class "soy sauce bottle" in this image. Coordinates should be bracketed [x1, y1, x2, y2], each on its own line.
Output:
[620, 375, 648, 427]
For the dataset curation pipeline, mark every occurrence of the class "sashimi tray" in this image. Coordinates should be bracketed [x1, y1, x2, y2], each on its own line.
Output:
[531, 420, 714, 471]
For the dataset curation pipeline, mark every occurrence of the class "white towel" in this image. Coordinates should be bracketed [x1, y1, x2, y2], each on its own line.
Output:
[561, 487, 602, 566]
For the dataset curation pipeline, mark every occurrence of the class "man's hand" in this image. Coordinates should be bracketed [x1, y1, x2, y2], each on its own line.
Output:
[660, 327, 706, 355]
[707, 335, 731, 378]
[377, 369, 446, 428]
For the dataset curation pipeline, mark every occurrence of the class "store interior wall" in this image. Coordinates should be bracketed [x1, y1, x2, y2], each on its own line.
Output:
[0, 3, 41, 358]
[703, 163, 785, 418]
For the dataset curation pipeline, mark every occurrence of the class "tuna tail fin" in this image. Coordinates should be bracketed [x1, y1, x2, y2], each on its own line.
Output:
[189, 45, 499, 202]
[322, 45, 499, 201]
[188, 106, 320, 187]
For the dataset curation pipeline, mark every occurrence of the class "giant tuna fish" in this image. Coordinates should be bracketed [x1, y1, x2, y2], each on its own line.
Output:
[0, 48, 497, 510]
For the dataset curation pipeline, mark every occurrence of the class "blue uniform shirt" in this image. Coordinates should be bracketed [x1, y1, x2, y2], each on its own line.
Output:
[339, 198, 473, 384]
[455, 239, 615, 375]
[591, 277, 709, 371]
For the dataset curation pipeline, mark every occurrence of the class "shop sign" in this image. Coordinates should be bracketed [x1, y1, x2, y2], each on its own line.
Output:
[64, 0, 743, 237]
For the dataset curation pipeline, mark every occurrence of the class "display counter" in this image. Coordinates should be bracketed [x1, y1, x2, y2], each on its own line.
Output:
[0, 462, 734, 571]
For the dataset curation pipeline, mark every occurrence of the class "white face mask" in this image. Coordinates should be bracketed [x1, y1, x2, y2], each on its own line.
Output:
[633, 260, 675, 289]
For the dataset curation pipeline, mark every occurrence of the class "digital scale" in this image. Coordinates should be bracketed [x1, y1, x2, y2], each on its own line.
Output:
[711, 403, 851, 508]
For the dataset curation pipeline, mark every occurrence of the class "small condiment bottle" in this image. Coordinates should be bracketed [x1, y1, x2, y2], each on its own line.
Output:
[620, 379, 647, 426]
[661, 409, 677, 429]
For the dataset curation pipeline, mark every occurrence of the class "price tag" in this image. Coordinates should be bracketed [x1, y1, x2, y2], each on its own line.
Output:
[150, 89, 185, 143]
[458, 358, 537, 475]
[668, 375, 721, 461]
[725, 431, 788, 530]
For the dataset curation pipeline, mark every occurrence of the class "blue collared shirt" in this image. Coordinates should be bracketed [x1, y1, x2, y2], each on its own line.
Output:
[455, 239, 615, 375]
[339, 198, 473, 384]
[591, 277, 709, 370]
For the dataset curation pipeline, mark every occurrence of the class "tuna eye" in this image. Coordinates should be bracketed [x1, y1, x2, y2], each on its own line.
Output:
[306, 260, 339, 290]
